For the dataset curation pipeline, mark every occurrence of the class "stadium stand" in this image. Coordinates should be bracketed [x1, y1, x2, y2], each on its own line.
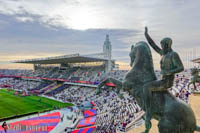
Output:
[0, 68, 199, 132]
[0, 112, 60, 132]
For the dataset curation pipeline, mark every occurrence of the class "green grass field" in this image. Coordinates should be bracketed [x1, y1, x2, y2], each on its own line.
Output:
[0, 89, 73, 119]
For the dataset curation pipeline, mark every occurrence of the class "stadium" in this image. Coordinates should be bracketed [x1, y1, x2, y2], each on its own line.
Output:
[0, 35, 199, 133]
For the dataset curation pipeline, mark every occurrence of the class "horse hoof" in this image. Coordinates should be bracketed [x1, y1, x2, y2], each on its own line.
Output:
[96, 92, 100, 95]
[147, 123, 152, 129]
[145, 120, 152, 130]
[141, 129, 149, 133]
[96, 90, 100, 95]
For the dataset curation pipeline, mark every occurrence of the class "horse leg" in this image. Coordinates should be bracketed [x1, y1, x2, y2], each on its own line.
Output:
[158, 118, 178, 133]
[187, 82, 192, 90]
[193, 82, 197, 91]
[96, 78, 122, 94]
[142, 80, 167, 133]
[108, 78, 123, 94]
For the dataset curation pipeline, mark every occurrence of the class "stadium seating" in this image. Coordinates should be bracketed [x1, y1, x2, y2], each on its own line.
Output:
[0, 112, 60, 133]
[0, 68, 199, 132]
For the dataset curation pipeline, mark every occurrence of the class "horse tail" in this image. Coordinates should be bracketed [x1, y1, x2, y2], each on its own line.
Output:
[196, 125, 200, 132]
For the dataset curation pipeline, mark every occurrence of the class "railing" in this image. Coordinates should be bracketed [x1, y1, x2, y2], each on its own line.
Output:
[116, 111, 145, 133]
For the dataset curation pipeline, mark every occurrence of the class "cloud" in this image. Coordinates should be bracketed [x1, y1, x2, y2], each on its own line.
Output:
[16, 16, 34, 22]
[0, 0, 191, 30]
[0, 0, 200, 69]
[0, 14, 138, 62]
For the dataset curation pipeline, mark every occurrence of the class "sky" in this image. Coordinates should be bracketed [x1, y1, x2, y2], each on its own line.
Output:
[0, 0, 200, 70]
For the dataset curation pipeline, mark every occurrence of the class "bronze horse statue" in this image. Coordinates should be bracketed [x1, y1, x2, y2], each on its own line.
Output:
[96, 41, 200, 133]
[188, 68, 200, 91]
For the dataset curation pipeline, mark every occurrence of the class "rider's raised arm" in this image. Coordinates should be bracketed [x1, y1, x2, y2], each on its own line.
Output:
[145, 27, 162, 55]
[169, 52, 184, 74]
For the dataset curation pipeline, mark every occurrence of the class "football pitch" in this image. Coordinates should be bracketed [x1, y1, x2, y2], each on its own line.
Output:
[0, 89, 73, 119]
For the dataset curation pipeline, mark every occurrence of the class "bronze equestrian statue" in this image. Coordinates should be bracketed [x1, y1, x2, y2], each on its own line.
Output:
[188, 68, 200, 91]
[96, 28, 200, 133]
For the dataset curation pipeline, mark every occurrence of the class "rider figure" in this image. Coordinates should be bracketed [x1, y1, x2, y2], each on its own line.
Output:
[143, 27, 184, 131]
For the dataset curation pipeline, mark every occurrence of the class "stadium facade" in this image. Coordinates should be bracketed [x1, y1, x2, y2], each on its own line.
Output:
[13, 35, 115, 73]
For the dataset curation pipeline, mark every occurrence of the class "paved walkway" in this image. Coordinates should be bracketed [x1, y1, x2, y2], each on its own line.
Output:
[51, 108, 82, 133]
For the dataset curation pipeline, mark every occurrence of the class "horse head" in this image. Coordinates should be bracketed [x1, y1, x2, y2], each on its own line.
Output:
[123, 41, 157, 107]
[191, 68, 199, 75]
[129, 45, 135, 67]
[126, 41, 156, 85]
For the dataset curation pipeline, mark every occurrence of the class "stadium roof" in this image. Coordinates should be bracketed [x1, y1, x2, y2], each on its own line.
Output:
[192, 58, 200, 64]
[13, 53, 108, 64]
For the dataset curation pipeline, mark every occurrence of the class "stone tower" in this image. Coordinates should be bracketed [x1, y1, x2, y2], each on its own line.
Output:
[103, 34, 112, 60]
[103, 34, 112, 72]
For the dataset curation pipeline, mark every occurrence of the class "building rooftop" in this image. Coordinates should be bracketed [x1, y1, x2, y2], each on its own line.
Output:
[12, 53, 108, 64]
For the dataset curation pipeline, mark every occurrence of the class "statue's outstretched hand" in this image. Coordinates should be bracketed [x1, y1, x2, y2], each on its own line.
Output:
[145, 27, 148, 35]
[130, 62, 133, 67]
